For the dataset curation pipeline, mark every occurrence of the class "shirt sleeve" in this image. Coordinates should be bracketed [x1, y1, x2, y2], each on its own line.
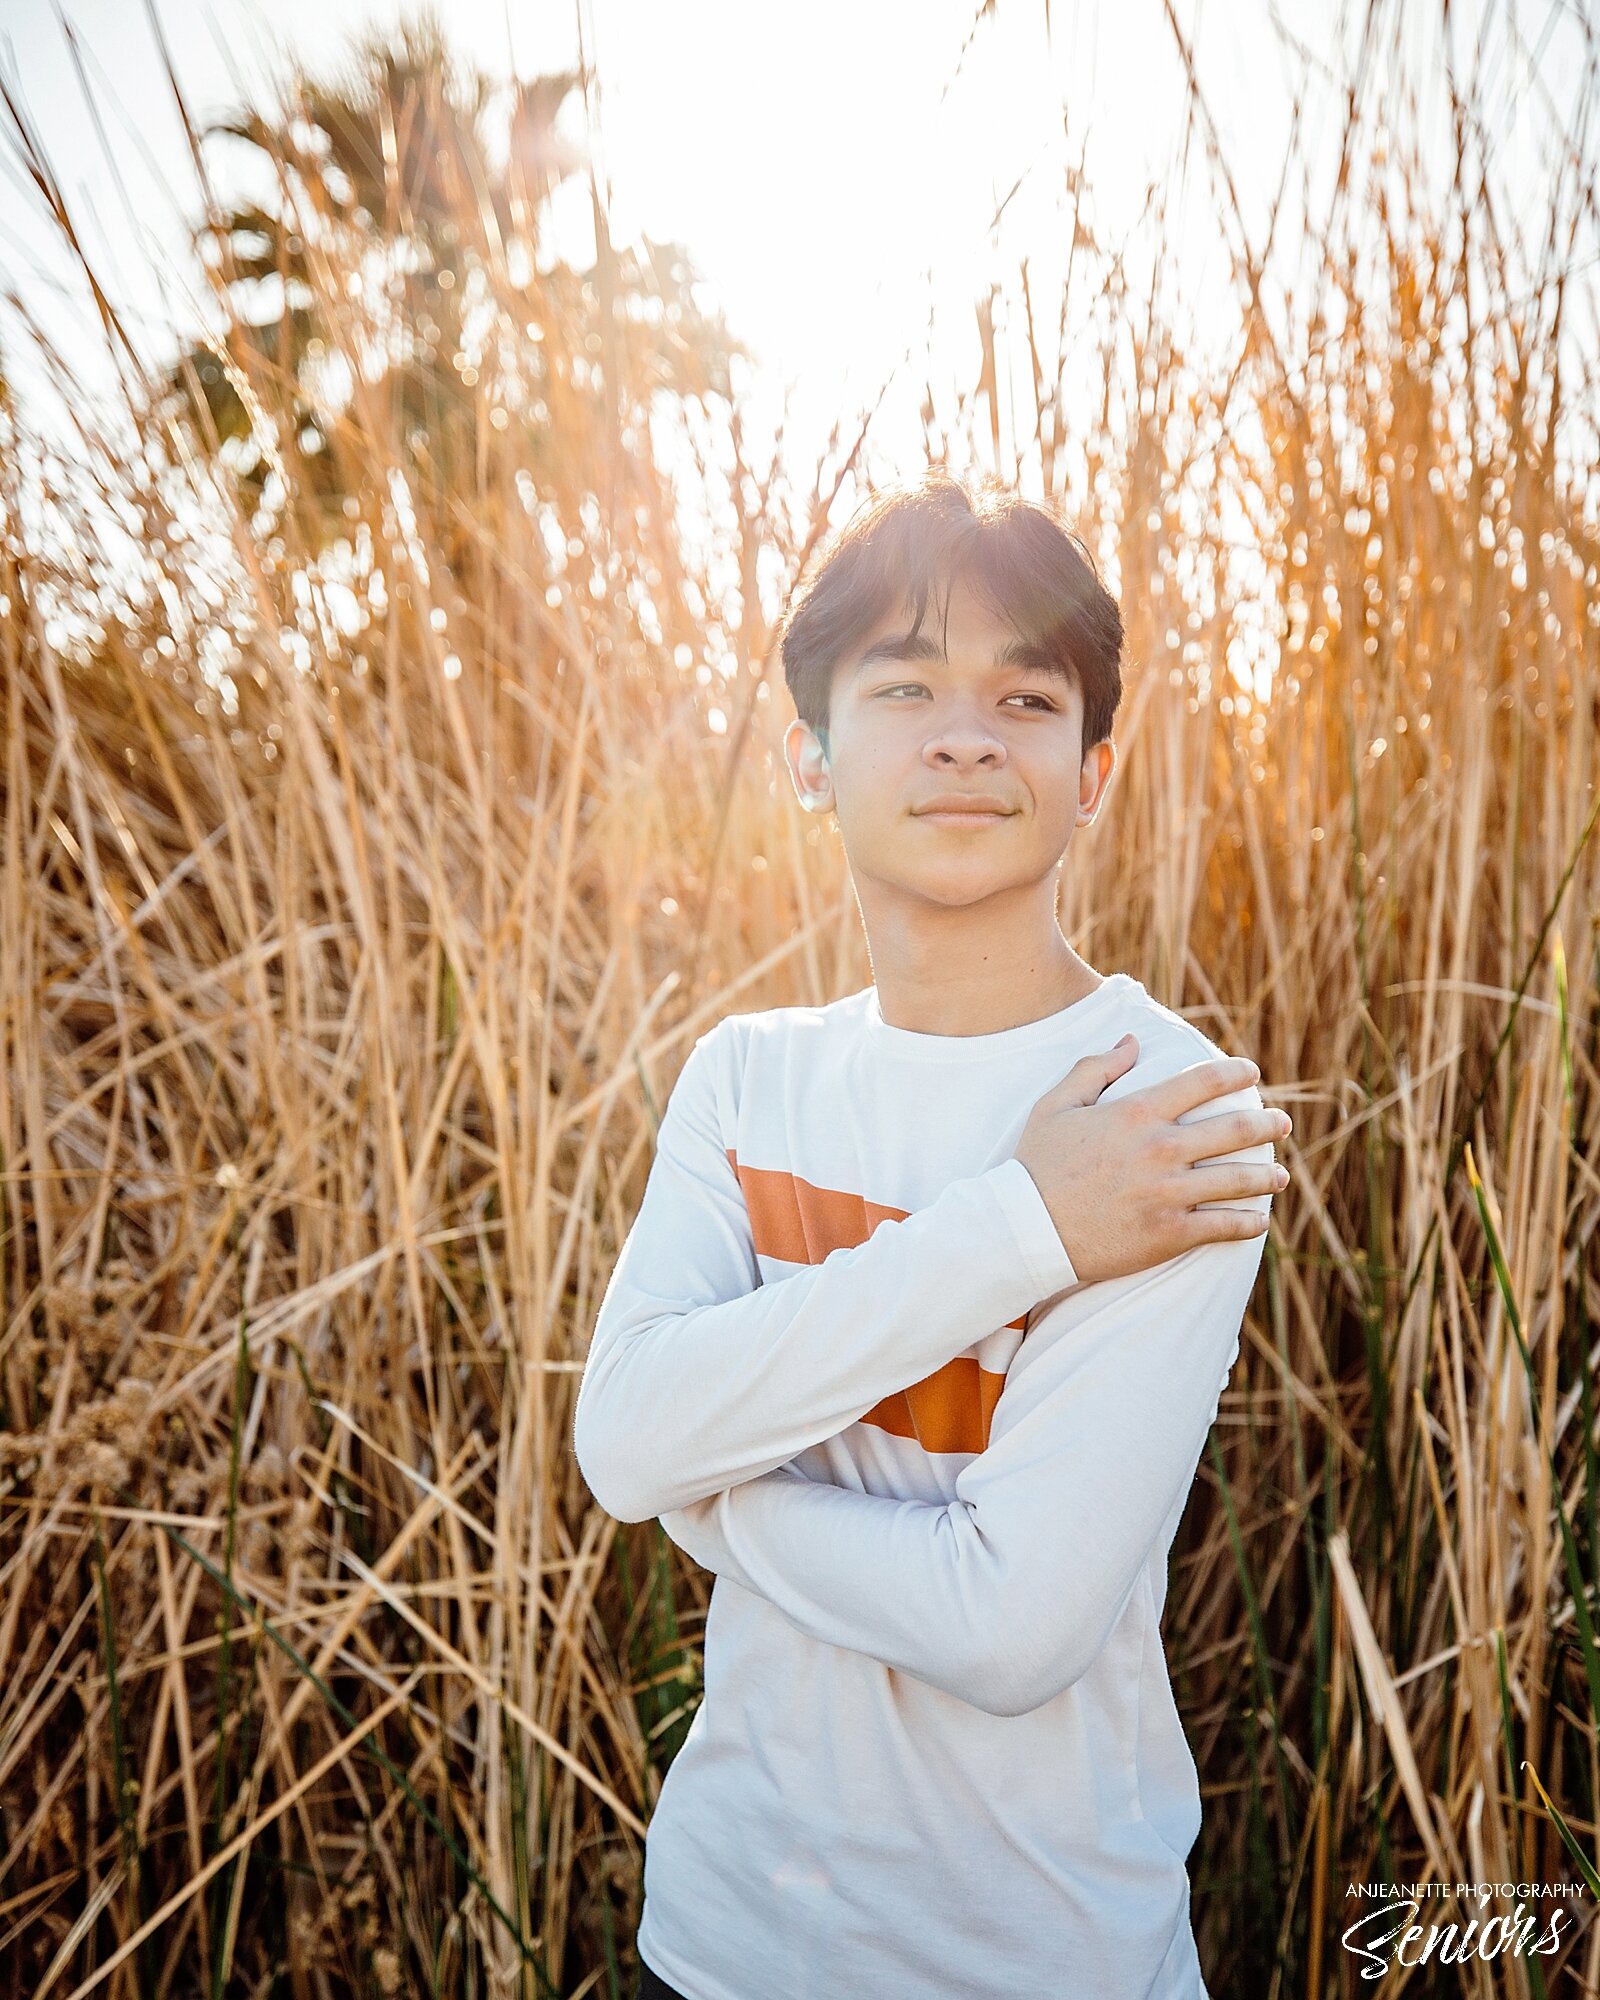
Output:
[572, 1020, 1079, 1525]
[658, 1081, 1271, 1716]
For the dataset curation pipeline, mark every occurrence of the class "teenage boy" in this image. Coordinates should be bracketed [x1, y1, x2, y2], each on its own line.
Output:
[573, 471, 1291, 2000]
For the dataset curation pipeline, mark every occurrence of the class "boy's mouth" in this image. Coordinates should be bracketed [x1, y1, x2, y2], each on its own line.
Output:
[917, 813, 1012, 827]
[912, 793, 1018, 826]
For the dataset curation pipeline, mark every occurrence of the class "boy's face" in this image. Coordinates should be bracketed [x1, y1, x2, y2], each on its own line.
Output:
[783, 571, 1116, 911]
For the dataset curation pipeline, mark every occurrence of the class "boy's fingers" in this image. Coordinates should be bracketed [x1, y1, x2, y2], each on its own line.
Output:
[1176, 1108, 1287, 1161]
[1044, 1039, 1138, 1104]
[1136, 1057, 1261, 1121]
[1186, 1205, 1272, 1245]
[1187, 1159, 1288, 1201]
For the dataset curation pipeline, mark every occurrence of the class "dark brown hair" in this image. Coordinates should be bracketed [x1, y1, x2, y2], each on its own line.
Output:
[777, 469, 1124, 750]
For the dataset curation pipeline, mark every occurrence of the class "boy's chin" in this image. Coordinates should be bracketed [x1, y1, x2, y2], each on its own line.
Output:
[857, 861, 1059, 911]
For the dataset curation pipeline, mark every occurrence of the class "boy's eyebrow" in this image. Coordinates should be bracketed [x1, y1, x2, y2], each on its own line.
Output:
[850, 630, 1066, 678]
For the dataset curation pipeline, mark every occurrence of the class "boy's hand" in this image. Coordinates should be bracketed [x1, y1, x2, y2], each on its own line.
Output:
[1013, 1037, 1291, 1287]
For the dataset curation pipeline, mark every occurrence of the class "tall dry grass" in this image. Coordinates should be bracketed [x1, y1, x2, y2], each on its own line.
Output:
[1, 4, 1598, 1995]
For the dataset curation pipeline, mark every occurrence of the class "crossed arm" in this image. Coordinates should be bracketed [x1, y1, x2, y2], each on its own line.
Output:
[572, 1017, 1272, 1715]
[657, 1228, 1264, 1715]
[571, 1019, 1081, 1523]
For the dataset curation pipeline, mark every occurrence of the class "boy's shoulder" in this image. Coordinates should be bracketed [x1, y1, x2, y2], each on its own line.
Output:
[678, 981, 1260, 1130]
[1102, 983, 1263, 1115]
[691, 987, 874, 1062]
[1114, 982, 1236, 1065]
[695, 979, 1247, 1068]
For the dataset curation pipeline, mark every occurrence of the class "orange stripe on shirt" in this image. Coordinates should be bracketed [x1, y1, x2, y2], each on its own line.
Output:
[730, 1154, 907, 1263]
[862, 1356, 1011, 1455]
[728, 1151, 1021, 1454]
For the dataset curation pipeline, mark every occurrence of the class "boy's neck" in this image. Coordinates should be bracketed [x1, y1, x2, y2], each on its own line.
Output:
[862, 891, 1104, 1038]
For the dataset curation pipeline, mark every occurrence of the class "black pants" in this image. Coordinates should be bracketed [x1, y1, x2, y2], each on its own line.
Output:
[635, 1951, 692, 2000]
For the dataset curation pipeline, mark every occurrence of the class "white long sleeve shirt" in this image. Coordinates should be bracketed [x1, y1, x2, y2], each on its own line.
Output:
[572, 971, 1273, 2000]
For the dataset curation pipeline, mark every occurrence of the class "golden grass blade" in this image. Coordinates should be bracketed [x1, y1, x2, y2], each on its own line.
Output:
[1327, 1530, 1450, 1882]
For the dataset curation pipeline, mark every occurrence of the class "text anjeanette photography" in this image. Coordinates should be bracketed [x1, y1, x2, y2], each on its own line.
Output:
[2, 0, 1599, 1997]
[1340, 1882, 1588, 1981]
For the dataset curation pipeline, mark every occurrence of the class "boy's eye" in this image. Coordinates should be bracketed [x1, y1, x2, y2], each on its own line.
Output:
[873, 684, 1057, 711]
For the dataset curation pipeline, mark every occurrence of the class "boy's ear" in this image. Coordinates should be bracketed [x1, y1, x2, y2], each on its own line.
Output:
[1076, 738, 1116, 826]
[784, 717, 835, 814]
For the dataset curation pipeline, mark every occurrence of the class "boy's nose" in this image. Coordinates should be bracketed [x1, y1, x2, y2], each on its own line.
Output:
[922, 711, 1007, 768]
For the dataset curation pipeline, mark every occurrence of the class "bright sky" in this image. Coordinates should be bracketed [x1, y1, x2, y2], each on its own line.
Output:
[0, 0, 1593, 499]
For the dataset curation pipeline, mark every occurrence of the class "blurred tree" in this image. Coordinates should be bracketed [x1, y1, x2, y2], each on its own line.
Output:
[161, 13, 743, 564]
